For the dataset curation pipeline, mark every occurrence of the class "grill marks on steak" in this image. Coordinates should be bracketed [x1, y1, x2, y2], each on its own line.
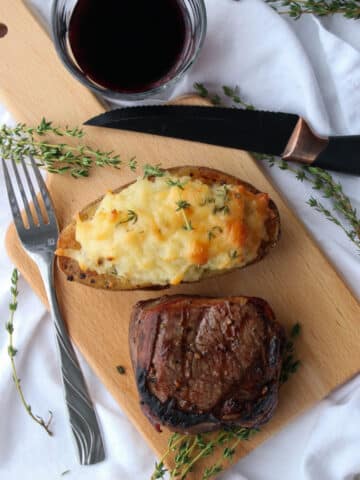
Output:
[130, 295, 285, 433]
[150, 302, 267, 411]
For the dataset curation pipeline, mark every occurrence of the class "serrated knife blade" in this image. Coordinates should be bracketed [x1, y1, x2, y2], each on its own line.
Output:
[85, 106, 360, 175]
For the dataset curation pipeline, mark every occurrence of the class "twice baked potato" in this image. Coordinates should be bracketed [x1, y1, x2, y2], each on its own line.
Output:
[56, 166, 280, 290]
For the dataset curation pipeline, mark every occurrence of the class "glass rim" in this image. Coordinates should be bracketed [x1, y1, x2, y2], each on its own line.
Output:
[50, 0, 207, 102]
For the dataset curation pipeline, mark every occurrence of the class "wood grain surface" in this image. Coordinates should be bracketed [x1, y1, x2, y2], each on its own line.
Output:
[1, 2, 360, 478]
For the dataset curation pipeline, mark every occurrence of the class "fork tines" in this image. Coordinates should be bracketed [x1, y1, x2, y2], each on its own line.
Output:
[2, 155, 57, 233]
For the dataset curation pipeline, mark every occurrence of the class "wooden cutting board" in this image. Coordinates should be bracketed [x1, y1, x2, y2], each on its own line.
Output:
[1, 1, 360, 478]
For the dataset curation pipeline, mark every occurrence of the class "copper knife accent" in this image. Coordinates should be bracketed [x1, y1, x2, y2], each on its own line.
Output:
[283, 118, 329, 166]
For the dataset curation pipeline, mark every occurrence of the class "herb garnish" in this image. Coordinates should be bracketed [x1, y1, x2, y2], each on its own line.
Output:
[213, 185, 231, 215]
[0, 118, 127, 178]
[265, 0, 360, 20]
[200, 196, 216, 206]
[216, 184, 230, 200]
[143, 164, 165, 178]
[281, 323, 301, 384]
[175, 200, 191, 211]
[208, 226, 223, 240]
[152, 323, 301, 479]
[6, 269, 53, 435]
[128, 157, 138, 172]
[194, 82, 360, 255]
[194, 82, 222, 106]
[255, 160, 360, 252]
[182, 220, 194, 231]
[167, 178, 186, 190]
[152, 427, 258, 480]
[229, 250, 239, 260]
[117, 210, 138, 225]
[175, 200, 193, 231]
[222, 85, 254, 110]
[213, 205, 230, 215]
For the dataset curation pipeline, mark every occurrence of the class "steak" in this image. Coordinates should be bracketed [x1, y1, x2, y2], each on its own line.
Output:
[129, 295, 285, 434]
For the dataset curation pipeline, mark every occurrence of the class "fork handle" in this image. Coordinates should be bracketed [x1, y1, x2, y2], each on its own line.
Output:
[39, 256, 105, 465]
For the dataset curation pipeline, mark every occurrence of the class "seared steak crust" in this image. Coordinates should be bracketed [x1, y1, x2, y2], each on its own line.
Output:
[130, 295, 285, 434]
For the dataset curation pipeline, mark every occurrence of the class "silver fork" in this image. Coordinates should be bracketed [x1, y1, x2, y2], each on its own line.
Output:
[2, 155, 105, 465]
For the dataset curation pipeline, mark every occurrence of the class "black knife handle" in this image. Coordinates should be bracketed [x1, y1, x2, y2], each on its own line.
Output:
[283, 118, 360, 176]
[313, 136, 360, 175]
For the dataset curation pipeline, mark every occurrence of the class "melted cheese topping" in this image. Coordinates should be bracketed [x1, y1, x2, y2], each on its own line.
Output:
[58, 176, 271, 286]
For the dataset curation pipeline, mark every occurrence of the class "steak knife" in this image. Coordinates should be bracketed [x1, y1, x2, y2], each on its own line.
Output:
[85, 106, 360, 175]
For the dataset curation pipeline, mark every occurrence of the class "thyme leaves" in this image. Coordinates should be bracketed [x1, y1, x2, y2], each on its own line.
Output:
[6, 269, 53, 435]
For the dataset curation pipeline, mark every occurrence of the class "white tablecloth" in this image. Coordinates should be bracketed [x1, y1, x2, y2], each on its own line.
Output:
[1, 0, 360, 478]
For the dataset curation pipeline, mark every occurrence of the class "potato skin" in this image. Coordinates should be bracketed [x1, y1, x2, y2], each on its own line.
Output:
[56, 166, 280, 290]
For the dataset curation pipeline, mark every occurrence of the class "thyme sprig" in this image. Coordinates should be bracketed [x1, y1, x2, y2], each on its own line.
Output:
[208, 225, 223, 240]
[194, 83, 222, 106]
[176, 200, 191, 211]
[213, 184, 231, 215]
[117, 209, 138, 225]
[151, 324, 301, 479]
[263, 157, 360, 251]
[128, 157, 138, 172]
[281, 323, 301, 383]
[152, 428, 258, 480]
[265, 0, 360, 20]
[182, 216, 194, 231]
[213, 205, 230, 215]
[167, 178, 186, 190]
[176, 199, 193, 231]
[194, 82, 360, 254]
[6, 269, 53, 435]
[229, 249, 239, 259]
[223, 85, 254, 110]
[143, 163, 165, 178]
[0, 118, 129, 178]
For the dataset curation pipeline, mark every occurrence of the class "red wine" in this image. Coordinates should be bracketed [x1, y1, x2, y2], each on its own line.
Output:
[68, 0, 187, 93]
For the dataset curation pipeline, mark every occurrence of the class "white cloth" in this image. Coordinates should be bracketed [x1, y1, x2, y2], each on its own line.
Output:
[1, 0, 360, 478]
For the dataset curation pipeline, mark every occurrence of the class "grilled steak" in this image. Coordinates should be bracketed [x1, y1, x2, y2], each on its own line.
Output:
[129, 295, 285, 434]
